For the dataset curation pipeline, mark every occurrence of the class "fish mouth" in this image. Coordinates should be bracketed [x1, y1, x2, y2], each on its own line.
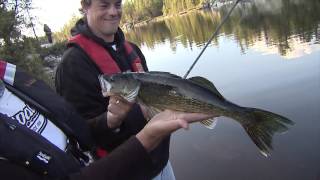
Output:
[103, 92, 117, 97]
[102, 91, 126, 101]
[99, 75, 113, 97]
[101, 82, 113, 97]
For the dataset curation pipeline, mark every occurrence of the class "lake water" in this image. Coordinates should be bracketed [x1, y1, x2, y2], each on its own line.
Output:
[125, 0, 320, 179]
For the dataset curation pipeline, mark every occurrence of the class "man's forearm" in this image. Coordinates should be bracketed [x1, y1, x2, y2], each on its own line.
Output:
[68, 136, 153, 180]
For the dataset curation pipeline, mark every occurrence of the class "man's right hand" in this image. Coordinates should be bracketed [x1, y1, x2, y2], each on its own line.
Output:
[107, 96, 134, 129]
[136, 110, 216, 152]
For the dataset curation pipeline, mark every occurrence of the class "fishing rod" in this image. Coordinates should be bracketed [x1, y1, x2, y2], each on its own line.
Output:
[183, 0, 242, 79]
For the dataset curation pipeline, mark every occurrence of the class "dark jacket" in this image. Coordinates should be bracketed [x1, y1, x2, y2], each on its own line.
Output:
[55, 19, 170, 178]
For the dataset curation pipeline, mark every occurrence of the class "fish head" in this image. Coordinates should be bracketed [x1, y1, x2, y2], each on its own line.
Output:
[99, 73, 140, 102]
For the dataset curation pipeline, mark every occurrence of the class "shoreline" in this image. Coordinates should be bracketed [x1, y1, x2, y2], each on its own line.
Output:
[122, 8, 203, 30]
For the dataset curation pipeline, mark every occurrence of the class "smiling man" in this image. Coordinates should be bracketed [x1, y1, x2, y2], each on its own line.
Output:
[55, 0, 175, 180]
[84, 0, 122, 42]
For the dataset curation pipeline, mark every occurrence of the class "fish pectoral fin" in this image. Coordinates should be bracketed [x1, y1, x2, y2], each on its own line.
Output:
[188, 76, 225, 100]
[200, 118, 218, 129]
[138, 100, 162, 121]
[144, 106, 162, 121]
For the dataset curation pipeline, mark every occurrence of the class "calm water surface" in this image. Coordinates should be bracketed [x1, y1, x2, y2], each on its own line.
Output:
[126, 0, 320, 179]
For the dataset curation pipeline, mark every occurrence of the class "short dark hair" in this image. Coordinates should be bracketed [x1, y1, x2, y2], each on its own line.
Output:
[81, 0, 91, 6]
[80, 0, 92, 14]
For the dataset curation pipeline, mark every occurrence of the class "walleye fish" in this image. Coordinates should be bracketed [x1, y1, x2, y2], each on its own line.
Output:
[99, 71, 294, 157]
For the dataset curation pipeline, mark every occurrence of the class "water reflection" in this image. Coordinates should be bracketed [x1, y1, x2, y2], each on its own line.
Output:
[251, 36, 320, 59]
[126, 0, 320, 59]
[126, 0, 320, 180]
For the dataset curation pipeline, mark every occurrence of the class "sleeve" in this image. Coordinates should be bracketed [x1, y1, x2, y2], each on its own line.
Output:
[55, 47, 105, 119]
[0, 137, 154, 180]
[68, 137, 153, 180]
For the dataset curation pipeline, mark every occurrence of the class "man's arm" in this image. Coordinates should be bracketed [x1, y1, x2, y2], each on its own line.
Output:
[0, 137, 153, 180]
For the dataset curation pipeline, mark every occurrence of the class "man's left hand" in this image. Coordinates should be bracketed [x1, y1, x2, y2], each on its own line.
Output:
[107, 96, 133, 129]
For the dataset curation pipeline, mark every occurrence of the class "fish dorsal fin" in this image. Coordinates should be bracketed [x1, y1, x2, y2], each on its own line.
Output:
[147, 71, 181, 79]
[188, 76, 225, 100]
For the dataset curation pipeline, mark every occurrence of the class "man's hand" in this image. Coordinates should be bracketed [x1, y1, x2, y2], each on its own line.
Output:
[136, 110, 216, 152]
[107, 96, 133, 129]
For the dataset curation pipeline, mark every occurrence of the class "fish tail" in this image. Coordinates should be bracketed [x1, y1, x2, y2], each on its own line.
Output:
[239, 108, 294, 157]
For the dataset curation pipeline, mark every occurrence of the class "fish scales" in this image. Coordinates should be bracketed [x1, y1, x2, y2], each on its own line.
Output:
[138, 81, 221, 114]
[134, 73, 231, 113]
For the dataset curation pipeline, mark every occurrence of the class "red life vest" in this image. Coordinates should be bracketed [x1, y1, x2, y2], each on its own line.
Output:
[68, 34, 145, 74]
[68, 34, 145, 158]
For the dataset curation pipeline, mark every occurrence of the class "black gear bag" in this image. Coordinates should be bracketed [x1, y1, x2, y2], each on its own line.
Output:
[0, 59, 94, 177]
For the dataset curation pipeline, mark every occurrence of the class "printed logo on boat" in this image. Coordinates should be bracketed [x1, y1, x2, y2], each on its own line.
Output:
[11, 104, 47, 134]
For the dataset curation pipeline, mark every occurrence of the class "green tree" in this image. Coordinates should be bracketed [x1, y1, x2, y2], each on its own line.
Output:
[122, 0, 206, 24]
[122, 0, 136, 23]
[0, 0, 32, 55]
[122, 0, 163, 24]
[162, 0, 204, 15]
[0, 0, 52, 84]
[53, 15, 80, 42]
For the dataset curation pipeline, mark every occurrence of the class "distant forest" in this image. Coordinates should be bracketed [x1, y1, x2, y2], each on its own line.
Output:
[122, 0, 212, 23]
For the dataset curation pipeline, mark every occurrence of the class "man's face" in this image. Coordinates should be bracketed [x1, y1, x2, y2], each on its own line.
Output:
[85, 0, 122, 42]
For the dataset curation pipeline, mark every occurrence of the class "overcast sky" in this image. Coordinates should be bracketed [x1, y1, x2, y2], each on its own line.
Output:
[30, 0, 81, 36]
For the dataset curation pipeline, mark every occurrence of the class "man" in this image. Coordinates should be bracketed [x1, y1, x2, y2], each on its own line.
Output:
[55, 0, 175, 179]
[43, 24, 53, 43]
[0, 60, 214, 180]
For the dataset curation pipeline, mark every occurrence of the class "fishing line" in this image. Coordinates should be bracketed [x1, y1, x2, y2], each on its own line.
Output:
[183, 0, 242, 79]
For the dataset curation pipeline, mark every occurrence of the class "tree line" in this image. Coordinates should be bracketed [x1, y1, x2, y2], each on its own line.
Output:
[122, 0, 211, 24]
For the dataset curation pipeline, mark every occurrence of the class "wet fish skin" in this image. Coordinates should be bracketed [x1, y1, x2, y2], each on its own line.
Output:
[99, 72, 294, 157]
